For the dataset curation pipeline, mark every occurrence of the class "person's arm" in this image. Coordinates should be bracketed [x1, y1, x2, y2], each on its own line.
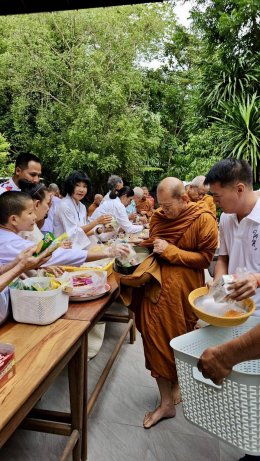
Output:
[114, 201, 143, 234]
[82, 215, 112, 235]
[198, 324, 260, 384]
[226, 273, 260, 301]
[0, 246, 50, 291]
[213, 255, 229, 281]
[154, 214, 218, 269]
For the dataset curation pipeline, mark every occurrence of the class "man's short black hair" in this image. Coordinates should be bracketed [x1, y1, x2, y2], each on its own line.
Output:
[15, 152, 41, 170]
[0, 191, 32, 225]
[109, 186, 134, 200]
[64, 171, 91, 196]
[204, 159, 253, 187]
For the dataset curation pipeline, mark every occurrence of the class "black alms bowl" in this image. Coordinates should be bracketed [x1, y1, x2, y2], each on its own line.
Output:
[113, 246, 150, 275]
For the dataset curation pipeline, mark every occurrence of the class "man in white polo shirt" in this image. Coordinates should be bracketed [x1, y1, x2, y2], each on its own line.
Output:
[0, 152, 41, 195]
[202, 158, 260, 461]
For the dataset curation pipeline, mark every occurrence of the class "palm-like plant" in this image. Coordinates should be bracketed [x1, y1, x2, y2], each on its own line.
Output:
[213, 93, 259, 180]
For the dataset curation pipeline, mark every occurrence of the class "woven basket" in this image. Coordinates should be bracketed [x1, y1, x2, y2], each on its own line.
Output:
[10, 279, 69, 325]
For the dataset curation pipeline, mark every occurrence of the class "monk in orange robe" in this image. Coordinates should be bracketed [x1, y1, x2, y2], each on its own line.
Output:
[133, 177, 218, 428]
[136, 196, 153, 218]
[187, 175, 216, 216]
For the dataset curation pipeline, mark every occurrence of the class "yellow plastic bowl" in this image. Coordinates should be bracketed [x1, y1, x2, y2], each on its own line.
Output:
[188, 286, 256, 327]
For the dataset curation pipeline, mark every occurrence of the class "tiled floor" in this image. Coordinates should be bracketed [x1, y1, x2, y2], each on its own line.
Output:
[0, 304, 244, 461]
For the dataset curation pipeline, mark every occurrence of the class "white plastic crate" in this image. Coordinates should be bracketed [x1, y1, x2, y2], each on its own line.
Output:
[10, 278, 69, 325]
[170, 317, 260, 455]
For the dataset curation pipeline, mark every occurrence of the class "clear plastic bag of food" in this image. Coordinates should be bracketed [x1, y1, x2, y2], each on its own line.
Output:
[115, 244, 138, 268]
[68, 270, 107, 297]
[210, 267, 249, 303]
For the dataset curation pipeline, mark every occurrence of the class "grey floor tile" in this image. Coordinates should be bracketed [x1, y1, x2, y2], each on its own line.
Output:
[89, 376, 158, 427]
[219, 440, 244, 461]
[147, 430, 220, 461]
[87, 420, 149, 461]
[0, 430, 69, 461]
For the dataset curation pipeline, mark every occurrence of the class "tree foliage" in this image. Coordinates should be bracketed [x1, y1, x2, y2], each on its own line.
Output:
[0, 1, 258, 188]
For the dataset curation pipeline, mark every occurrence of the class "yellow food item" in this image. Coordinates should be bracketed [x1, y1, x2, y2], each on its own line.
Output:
[50, 279, 60, 290]
[224, 310, 244, 318]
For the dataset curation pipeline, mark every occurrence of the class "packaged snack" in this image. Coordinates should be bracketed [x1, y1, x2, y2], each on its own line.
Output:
[34, 232, 68, 257]
[0, 343, 15, 389]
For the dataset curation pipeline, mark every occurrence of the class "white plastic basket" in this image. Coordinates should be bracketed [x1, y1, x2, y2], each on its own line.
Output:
[170, 317, 260, 455]
[10, 278, 69, 325]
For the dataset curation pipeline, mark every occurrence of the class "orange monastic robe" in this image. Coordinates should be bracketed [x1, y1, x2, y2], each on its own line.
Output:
[200, 194, 216, 216]
[136, 197, 153, 217]
[133, 202, 218, 382]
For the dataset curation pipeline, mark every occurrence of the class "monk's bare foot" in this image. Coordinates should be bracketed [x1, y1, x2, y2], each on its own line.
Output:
[143, 404, 176, 429]
[172, 383, 182, 405]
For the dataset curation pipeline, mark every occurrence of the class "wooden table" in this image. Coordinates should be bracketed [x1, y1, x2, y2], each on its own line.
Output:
[63, 273, 135, 460]
[0, 319, 90, 461]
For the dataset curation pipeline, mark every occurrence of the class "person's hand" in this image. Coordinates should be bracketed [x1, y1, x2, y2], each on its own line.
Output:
[226, 275, 258, 301]
[15, 246, 51, 271]
[44, 266, 64, 277]
[197, 345, 234, 385]
[61, 239, 72, 249]
[140, 211, 146, 216]
[139, 216, 148, 224]
[153, 238, 169, 254]
[128, 212, 137, 221]
[106, 244, 130, 258]
[95, 215, 112, 226]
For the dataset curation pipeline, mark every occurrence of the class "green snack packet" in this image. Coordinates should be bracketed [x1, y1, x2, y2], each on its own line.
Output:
[34, 232, 55, 256]
[34, 232, 69, 257]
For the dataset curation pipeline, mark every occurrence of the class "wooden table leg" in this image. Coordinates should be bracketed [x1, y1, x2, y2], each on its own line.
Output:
[68, 335, 85, 461]
[81, 332, 88, 461]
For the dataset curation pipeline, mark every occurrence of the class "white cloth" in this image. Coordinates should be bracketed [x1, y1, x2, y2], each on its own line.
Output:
[89, 197, 143, 234]
[0, 228, 87, 267]
[19, 224, 43, 243]
[0, 287, 10, 325]
[53, 194, 90, 250]
[0, 177, 20, 195]
[219, 198, 260, 313]
[42, 196, 61, 234]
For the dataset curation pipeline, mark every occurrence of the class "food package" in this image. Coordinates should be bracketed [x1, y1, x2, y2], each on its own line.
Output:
[210, 274, 236, 302]
[115, 244, 139, 268]
[69, 270, 107, 297]
[0, 343, 15, 389]
[9, 275, 72, 292]
[34, 232, 68, 257]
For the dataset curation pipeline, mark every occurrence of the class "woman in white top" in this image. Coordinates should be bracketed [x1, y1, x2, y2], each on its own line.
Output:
[89, 186, 143, 235]
[53, 172, 111, 249]
[18, 181, 123, 266]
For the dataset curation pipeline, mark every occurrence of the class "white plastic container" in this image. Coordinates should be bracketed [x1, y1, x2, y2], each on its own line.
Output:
[170, 317, 260, 455]
[10, 277, 69, 325]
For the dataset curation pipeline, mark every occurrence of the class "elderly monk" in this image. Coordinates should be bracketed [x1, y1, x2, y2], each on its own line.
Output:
[187, 175, 216, 216]
[134, 186, 153, 218]
[135, 177, 218, 428]
[87, 194, 103, 217]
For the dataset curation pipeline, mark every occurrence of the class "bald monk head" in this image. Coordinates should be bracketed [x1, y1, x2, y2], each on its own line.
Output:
[157, 177, 189, 219]
[187, 175, 209, 202]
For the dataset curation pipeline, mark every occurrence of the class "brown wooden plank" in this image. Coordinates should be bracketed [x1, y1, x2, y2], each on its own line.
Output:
[0, 319, 89, 430]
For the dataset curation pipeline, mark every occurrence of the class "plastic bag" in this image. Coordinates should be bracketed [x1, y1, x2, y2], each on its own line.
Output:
[210, 267, 249, 303]
[115, 244, 138, 267]
[68, 270, 107, 297]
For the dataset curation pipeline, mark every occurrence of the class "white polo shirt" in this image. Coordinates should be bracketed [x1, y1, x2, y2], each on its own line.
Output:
[219, 198, 260, 313]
